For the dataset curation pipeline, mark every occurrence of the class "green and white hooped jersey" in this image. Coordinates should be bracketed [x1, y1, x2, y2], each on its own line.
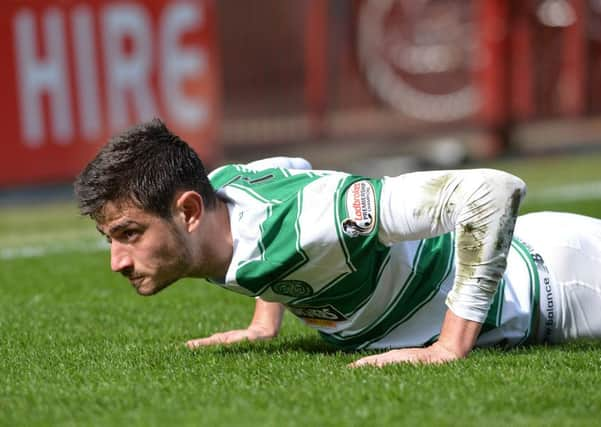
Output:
[209, 164, 540, 350]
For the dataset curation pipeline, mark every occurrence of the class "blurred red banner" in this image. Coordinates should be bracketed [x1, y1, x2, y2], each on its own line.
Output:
[0, 0, 220, 187]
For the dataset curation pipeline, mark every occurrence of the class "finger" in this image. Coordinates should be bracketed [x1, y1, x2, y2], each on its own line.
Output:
[186, 335, 226, 349]
[219, 332, 244, 344]
[186, 338, 210, 349]
[186, 330, 251, 349]
[349, 350, 419, 368]
[348, 354, 384, 368]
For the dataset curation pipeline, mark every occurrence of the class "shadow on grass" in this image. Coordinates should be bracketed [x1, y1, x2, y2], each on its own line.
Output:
[190, 334, 601, 363]
[474, 338, 601, 357]
[190, 335, 364, 357]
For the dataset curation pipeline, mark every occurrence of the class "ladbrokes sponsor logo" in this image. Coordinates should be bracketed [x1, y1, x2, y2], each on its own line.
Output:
[342, 180, 376, 238]
[287, 304, 347, 328]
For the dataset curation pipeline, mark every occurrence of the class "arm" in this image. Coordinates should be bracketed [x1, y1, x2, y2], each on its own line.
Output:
[352, 169, 526, 366]
[186, 298, 285, 349]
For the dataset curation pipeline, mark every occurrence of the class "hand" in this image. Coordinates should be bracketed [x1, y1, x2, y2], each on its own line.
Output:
[186, 325, 275, 349]
[348, 342, 462, 368]
[187, 299, 283, 350]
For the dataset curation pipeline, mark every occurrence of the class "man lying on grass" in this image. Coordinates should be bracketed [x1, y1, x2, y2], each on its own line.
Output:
[74, 119, 601, 367]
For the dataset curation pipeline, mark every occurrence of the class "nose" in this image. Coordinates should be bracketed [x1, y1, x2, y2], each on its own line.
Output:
[110, 241, 133, 273]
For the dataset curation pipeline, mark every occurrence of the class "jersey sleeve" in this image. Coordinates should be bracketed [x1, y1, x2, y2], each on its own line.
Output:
[378, 169, 527, 323]
[246, 157, 312, 171]
[208, 164, 241, 189]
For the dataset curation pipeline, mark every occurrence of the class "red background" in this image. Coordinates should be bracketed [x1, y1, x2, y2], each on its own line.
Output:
[0, 0, 220, 187]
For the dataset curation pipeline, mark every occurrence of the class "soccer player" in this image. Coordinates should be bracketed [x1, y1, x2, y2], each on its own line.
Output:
[74, 119, 601, 366]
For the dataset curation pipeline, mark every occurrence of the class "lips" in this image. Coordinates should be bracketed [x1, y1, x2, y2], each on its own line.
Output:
[128, 276, 144, 288]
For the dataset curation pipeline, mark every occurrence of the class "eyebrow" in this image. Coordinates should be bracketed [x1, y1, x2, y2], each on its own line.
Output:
[97, 220, 139, 236]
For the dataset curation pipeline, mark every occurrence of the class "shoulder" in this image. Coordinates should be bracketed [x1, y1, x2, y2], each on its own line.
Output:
[209, 157, 314, 190]
[246, 157, 312, 171]
[208, 164, 245, 189]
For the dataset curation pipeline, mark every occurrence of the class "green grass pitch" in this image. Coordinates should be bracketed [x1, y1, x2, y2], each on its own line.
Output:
[2, 153, 601, 427]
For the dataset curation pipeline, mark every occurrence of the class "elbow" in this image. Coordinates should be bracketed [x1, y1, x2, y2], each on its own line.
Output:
[497, 171, 527, 216]
[502, 171, 526, 199]
[484, 169, 526, 193]
[480, 169, 527, 214]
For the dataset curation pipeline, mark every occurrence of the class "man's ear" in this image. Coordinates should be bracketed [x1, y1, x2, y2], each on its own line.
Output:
[174, 191, 204, 231]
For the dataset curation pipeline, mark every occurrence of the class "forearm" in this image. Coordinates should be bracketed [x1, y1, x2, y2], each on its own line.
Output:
[437, 309, 482, 358]
[379, 169, 526, 322]
[446, 171, 525, 322]
[248, 298, 285, 337]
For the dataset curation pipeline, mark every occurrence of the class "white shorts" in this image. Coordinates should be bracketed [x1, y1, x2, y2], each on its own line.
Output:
[514, 212, 601, 343]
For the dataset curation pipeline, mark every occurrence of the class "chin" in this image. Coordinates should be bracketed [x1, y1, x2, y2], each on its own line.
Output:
[136, 286, 158, 296]
[136, 279, 176, 296]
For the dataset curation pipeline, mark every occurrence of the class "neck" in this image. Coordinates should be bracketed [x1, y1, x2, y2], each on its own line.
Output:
[189, 196, 233, 281]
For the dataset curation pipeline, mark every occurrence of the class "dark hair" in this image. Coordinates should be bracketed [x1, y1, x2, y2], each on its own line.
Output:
[74, 118, 216, 220]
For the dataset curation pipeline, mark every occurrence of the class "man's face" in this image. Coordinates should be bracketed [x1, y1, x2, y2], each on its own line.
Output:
[96, 201, 191, 296]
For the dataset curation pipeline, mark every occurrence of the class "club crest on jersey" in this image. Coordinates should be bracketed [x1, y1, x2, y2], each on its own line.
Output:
[342, 180, 376, 238]
[271, 280, 313, 297]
